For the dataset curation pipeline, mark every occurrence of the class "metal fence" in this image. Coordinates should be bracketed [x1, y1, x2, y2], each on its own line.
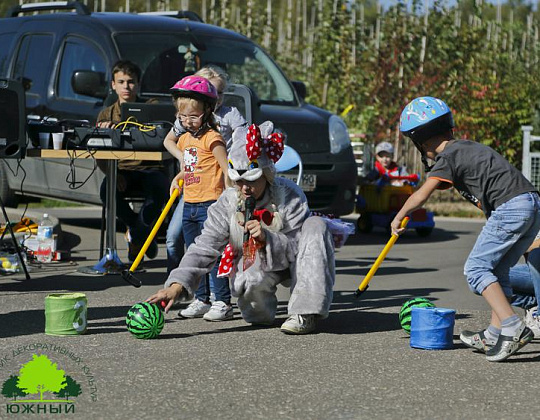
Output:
[522, 126, 540, 190]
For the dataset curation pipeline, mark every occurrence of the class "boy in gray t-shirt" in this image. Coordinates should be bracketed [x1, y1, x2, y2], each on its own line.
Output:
[392, 96, 540, 362]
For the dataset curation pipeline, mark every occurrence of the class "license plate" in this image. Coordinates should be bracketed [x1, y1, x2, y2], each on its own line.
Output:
[280, 173, 317, 191]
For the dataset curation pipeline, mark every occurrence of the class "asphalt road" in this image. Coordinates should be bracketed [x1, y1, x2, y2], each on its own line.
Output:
[0, 209, 538, 420]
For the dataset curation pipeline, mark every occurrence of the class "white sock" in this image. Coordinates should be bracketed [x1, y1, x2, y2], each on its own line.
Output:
[500, 315, 522, 337]
[484, 325, 501, 345]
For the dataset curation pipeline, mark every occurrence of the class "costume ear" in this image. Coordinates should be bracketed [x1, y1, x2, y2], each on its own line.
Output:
[259, 120, 275, 138]
[246, 124, 262, 160]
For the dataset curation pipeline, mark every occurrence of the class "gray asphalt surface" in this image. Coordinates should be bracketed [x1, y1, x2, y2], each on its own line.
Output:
[1, 208, 538, 420]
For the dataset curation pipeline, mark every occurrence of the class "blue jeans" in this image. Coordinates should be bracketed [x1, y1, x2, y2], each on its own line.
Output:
[464, 192, 540, 297]
[166, 195, 185, 274]
[510, 247, 540, 309]
[182, 201, 231, 303]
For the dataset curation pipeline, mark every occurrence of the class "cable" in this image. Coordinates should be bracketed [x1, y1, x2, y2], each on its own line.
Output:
[114, 117, 157, 132]
[64, 130, 98, 190]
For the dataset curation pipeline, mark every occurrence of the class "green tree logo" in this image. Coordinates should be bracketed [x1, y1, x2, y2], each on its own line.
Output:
[54, 376, 81, 400]
[1, 375, 27, 401]
[0, 354, 83, 403]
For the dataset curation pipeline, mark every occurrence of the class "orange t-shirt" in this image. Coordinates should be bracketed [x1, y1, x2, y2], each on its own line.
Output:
[178, 129, 225, 203]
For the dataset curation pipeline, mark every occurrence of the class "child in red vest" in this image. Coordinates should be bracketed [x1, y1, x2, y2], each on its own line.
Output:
[367, 141, 419, 186]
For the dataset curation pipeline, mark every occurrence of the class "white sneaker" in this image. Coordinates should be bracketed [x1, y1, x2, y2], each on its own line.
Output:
[179, 300, 211, 318]
[280, 314, 317, 335]
[525, 306, 540, 338]
[203, 301, 234, 321]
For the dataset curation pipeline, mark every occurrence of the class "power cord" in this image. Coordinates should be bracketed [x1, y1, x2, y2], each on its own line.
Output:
[114, 117, 157, 132]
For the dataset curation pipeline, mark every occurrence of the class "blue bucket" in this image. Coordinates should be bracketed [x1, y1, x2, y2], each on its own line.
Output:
[410, 307, 455, 350]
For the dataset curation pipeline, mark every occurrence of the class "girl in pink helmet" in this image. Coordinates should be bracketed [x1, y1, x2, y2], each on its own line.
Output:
[165, 75, 232, 321]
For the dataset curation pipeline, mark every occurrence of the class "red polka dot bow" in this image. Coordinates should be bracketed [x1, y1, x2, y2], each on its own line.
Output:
[246, 124, 284, 163]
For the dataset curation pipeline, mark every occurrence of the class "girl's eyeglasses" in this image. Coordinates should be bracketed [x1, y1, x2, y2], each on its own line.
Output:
[177, 113, 204, 123]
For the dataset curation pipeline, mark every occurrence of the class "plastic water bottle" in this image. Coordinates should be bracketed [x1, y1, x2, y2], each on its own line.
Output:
[37, 213, 54, 263]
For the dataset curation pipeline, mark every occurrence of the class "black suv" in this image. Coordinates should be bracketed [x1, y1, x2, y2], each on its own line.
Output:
[0, 1, 357, 215]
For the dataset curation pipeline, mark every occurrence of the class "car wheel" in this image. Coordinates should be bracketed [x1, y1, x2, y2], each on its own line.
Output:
[0, 162, 19, 208]
[416, 227, 433, 237]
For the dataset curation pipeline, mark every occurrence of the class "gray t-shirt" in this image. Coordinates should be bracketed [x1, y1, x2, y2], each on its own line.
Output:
[428, 140, 537, 217]
[172, 105, 247, 151]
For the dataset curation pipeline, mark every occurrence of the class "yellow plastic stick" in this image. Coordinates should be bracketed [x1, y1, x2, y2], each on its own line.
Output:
[355, 217, 410, 297]
[128, 182, 182, 273]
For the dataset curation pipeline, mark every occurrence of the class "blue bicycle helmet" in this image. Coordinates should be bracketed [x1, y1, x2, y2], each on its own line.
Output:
[400, 96, 454, 172]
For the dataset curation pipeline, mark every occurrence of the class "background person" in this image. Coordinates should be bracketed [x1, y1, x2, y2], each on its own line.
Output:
[96, 60, 169, 262]
[366, 141, 419, 186]
[167, 75, 231, 321]
[164, 65, 246, 275]
[509, 238, 540, 338]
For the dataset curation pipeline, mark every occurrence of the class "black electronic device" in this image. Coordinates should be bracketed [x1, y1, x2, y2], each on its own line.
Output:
[73, 127, 124, 149]
[124, 127, 168, 151]
[120, 102, 176, 125]
[0, 79, 26, 159]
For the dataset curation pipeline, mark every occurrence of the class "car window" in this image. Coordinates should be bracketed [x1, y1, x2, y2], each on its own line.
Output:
[57, 37, 107, 101]
[13, 34, 54, 95]
[114, 33, 296, 105]
[0, 32, 15, 78]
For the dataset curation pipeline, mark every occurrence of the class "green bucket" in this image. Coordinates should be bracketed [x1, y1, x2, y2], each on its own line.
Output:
[45, 293, 88, 336]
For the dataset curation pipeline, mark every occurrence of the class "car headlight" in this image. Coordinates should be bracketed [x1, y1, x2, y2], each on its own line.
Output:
[328, 115, 350, 154]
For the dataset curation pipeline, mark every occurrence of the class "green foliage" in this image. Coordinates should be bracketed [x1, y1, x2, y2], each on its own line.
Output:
[4, 0, 540, 170]
[17, 355, 67, 401]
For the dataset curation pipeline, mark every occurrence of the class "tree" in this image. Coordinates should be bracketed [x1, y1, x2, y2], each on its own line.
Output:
[54, 376, 82, 400]
[1, 375, 27, 401]
[17, 355, 67, 401]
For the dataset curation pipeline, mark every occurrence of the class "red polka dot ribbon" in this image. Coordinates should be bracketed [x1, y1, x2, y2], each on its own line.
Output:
[245, 124, 284, 163]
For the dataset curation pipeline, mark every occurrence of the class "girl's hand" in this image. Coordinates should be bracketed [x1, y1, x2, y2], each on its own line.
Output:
[146, 284, 184, 313]
[170, 172, 184, 196]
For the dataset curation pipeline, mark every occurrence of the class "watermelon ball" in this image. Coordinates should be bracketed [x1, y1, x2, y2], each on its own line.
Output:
[399, 297, 436, 334]
[126, 302, 164, 339]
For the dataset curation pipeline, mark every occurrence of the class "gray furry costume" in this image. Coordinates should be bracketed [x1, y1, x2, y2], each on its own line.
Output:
[165, 122, 335, 324]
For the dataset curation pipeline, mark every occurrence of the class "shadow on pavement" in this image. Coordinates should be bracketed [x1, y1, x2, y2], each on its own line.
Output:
[311, 289, 448, 335]
[0, 305, 134, 338]
[0, 269, 168, 294]
[345, 226, 462, 247]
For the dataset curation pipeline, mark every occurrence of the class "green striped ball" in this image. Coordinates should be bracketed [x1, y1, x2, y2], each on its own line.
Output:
[126, 302, 164, 339]
[399, 297, 435, 334]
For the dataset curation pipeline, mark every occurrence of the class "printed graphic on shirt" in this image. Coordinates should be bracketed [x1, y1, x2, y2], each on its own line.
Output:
[459, 190, 482, 209]
[184, 147, 201, 187]
[184, 147, 198, 173]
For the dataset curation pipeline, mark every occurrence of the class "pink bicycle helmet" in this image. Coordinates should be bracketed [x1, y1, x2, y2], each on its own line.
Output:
[170, 75, 218, 104]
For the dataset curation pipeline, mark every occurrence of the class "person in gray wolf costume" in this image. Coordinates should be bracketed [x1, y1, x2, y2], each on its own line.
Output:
[147, 121, 335, 334]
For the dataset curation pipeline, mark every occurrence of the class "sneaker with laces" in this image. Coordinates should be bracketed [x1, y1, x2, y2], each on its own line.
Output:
[203, 301, 234, 321]
[524, 306, 540, 339]
[280, 314, 317, 335]
[179, 300, 211, 318]
[485, 324, 534, 362]
[459, 330, 495, 353]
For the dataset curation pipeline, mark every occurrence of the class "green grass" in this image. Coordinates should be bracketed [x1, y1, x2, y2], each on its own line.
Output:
[18, 199, 88, 208]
